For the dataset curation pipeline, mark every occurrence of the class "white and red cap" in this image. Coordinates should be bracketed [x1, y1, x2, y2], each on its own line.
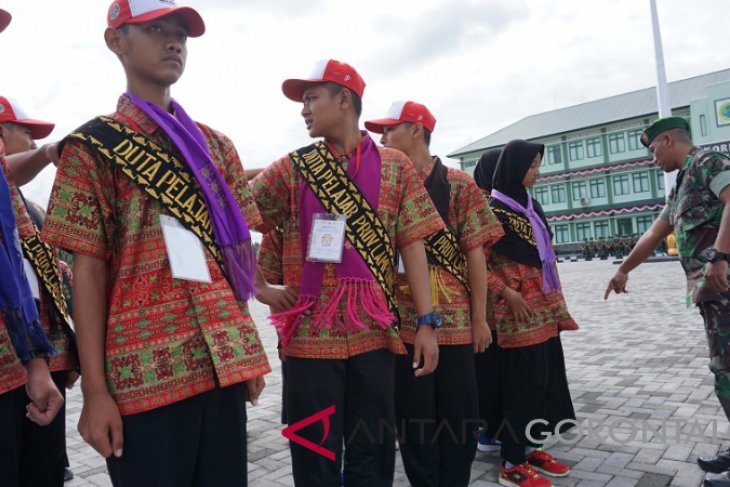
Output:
[282, 59, 366, 102]
[107, 0, 205, 37]
[0, 8, 11, 33]
[365, 101, 437, 134]
[0, 96, 55, 139]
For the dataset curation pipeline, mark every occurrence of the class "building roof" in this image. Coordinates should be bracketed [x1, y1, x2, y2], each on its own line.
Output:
[448, 68, 730, 158]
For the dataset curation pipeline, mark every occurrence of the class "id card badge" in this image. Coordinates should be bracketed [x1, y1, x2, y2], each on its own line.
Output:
[307, 213, 347, 263]
[22, 258, 41, 300]
[159, 214, 212, 284]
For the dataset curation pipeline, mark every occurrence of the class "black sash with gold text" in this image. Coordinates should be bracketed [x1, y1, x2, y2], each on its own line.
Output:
[290, 142, 399, 321]
[21, 231, 76, 349]
[424, 227, 469, 292]
[66, 117, 223, 272]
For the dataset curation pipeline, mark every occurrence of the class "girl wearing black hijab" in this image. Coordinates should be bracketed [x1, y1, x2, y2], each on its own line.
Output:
[476, 140, 578, 486]
[473, 149, 500, 196]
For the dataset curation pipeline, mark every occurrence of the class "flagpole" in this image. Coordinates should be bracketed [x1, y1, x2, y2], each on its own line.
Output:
[650, 0, 677, 195]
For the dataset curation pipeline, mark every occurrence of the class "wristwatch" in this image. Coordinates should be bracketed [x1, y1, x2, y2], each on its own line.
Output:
[705, 247, 730, 263]
[416, 311, 442, 329]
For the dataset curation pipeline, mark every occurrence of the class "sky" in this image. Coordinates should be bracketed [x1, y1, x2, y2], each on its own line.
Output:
[1, 0, 728, 207]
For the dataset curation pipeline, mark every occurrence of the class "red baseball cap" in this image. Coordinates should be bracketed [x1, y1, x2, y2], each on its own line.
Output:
[282, 59, 366, 102]
[365, 101, 437, 134]
[0, 8, 11, 33]
[107, 0, 205, 37]
[0, 96, 55, 139]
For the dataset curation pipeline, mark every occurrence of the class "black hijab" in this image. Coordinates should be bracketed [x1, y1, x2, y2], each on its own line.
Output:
[473, 149, 500, 193]
[489, 139, 550, 268]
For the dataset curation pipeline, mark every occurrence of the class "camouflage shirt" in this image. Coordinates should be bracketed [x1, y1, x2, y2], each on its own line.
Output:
[660, 147, 730, 303]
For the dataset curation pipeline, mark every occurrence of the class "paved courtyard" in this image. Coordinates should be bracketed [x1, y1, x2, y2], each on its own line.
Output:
[63, 259, 724, 486]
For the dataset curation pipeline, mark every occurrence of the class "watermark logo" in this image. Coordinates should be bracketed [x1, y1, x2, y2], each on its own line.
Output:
[281, 405, 336, 461]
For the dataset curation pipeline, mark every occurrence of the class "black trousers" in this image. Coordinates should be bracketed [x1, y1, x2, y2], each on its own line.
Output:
[475, 335, 575, 465]
[395, 344, 479, 487]
[0, 372, 68, 487]
[106, 383, 248, 487]
[285, 349, 396, 487]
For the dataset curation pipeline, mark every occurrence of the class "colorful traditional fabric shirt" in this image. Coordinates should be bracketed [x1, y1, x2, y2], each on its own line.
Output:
[659, 147, 730, 303]
[258, 229, 284, 286]
[252, 145, 445, 359]
[397, 166, 503, 345]
[41, 97, 271, 415]
[485, 250, 578, 348]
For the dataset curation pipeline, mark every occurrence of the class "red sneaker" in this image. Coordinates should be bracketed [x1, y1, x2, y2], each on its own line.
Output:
[498, 462, 552, 487]
[526, 449, 570, 477]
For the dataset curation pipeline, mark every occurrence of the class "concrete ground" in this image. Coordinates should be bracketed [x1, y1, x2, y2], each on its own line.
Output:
[63, 259, 724, 486]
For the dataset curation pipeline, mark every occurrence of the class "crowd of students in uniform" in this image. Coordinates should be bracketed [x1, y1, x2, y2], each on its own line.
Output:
[8, 1, 729, 487]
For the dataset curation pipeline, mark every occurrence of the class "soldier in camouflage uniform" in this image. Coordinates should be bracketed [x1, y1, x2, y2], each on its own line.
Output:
[604, 117, 730, 486]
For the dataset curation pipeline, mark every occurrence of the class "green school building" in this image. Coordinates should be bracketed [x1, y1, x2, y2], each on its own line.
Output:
[449, 69, 730, 251]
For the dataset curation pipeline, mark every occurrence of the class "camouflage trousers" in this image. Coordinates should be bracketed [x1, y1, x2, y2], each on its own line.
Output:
[698, 299, 730, 401]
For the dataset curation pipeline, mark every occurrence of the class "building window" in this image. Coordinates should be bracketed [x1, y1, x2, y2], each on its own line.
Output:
[700, 114, 707, 137]
[657, 171, 665, 191]
[632, 172, 650, 193]
[636, 215, 654, 233]
[613, 175, 630, 195]
[534, 186, 550, 205]
[589, 179, 606, 198]
[553, 224, 570, 244]
[546, 145, 562, 165]
[576, 222, 592, 241]
[585, 137, 602, 158]
[616, 218, 633, 236]
[550, 184, 566, 203]
[594, 220, 610, 239]
[609, 133, 626, 154]
[627, 130, 643, 151]
[572, 181, 587, 201]
[568, 141, 584, 161]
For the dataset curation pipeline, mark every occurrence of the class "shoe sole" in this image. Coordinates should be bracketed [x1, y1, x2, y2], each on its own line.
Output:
[499, 474, 553, 487]
[532, 465, 570, 478]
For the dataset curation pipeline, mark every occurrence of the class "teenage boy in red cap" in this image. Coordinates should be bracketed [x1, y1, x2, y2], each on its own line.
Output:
[0, 8, 67, 487]
[252, 59, 444, 486]
[366, 101, 504, 487]
[41, 1, 270, 485]
[0, 96, 80, 486]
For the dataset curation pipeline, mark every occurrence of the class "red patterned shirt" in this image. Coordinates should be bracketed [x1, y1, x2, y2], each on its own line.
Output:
[486, 250, 578, 348]
[252, 145, 445, 359]
[397, 166, 504, 345]
[41, 97, 271, 415]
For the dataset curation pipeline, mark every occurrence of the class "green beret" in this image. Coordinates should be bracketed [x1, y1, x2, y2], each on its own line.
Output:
[640, 117, 691, 147]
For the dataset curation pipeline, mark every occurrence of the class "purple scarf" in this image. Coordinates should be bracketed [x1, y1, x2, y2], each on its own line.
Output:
[271, 134, 394, 346]
[124, 93, 256, 301]
[491, 188, 561, 292]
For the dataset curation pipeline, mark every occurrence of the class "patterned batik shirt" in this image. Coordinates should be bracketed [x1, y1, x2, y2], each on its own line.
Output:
[397, 166, 504, 345]
[41, 97, 271, 415]
[252, 145, 445, 359]
[485, 251, 579, 348]
[659, 147, 730, 303]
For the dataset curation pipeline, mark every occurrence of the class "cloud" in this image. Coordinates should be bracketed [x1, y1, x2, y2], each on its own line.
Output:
[365, 0, 525, 76]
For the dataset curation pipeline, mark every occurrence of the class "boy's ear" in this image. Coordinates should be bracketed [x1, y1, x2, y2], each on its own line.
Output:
[105, 26, 125, 56]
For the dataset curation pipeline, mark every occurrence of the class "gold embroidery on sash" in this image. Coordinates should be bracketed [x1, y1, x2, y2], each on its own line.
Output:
[68, 117, 222, 270]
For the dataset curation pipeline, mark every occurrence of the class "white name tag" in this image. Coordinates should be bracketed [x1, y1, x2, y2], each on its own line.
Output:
[160, 214, 212, 283]
[397, 252, 405, 274]
[307, 213, 347, 263]
[22, 258, 41, 300]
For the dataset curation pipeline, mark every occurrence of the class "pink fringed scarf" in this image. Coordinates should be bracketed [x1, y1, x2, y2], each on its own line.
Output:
[272, 134, 396, 346]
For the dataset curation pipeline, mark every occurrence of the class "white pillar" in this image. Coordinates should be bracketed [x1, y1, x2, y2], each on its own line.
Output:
[650, 0, 677, 196]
